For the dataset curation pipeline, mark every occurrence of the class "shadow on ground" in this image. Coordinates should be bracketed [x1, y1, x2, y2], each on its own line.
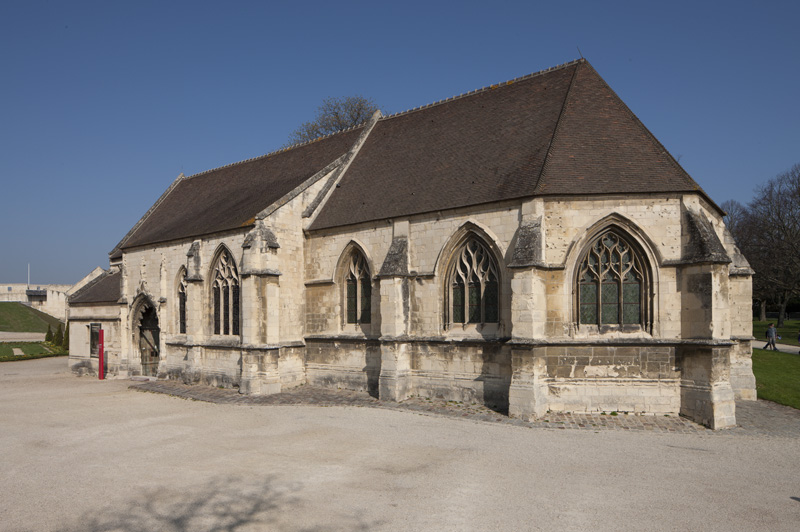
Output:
[45, 475, 377, 532]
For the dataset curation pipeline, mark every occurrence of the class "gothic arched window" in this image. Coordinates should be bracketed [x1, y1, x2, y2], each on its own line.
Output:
[178, 269, 187, 334]
[449, 238, 499, 325]
[577, 230, 648, 327]
[211, 249, 240, 336]
[345, 252, 371, 324]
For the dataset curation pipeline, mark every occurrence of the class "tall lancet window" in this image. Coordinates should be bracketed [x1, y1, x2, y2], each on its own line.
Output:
[345, 252, 371, 324]
[577, 230, 648, 327]
[212, 249, 240, 336]
[178, 270, 187, 334]
[449, 238, 499, 325]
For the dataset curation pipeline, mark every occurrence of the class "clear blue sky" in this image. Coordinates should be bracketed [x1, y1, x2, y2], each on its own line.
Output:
[1, 1, 798, 284]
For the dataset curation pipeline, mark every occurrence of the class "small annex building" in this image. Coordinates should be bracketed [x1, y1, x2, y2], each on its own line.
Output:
[67, 59, 755, 429]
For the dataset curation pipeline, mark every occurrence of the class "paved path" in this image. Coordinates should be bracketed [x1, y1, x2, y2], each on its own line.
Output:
[0, 331, 45, 342]
[3, 357, 800, 532]
[11, 348, 24, 356]
[132, 379, 800, 437]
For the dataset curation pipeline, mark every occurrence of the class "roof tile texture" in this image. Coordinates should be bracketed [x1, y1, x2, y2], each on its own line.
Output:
[309, 64, 576, 230]
[121, 129, 362, 250]
[69, 271, 121, 305]
[535, 62, 699, 196]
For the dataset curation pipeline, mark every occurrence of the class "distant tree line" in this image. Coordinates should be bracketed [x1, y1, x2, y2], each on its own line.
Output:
[724, 163, 800, 327]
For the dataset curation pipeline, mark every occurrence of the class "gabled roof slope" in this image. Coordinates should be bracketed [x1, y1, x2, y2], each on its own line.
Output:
[310, 60, 712, 231]
[69, 270, 121, 305]
[118, 129, 363, 250]
[534, 61, 700, 196]
[309, 62, 578, 230]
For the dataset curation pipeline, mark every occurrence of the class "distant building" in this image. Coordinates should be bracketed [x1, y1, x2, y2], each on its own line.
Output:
[67, 59, 754, 429]
[1, 283, 73, 321]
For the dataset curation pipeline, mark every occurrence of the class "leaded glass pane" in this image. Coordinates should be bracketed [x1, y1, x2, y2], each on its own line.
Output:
[580, 282, 597, 304]
[468, 281, 480, 323]
[360, 278, 371, 324]
[232, 284, 240, 335]
[346, 278, 357, 324]
[179, 291, 186, 334]
[601, 281, 619, 304]
[223, 285, 230, 335]
[623, 303, 640, 324]
[580, 303, 597, 324]
[601, 281, 620, 324]
[453, 279, 465, 323]
[484, 280, 499, 323]
[623, 282, 640, 304]
[601, 303, 619, 324]
[213, 286, 220, 335]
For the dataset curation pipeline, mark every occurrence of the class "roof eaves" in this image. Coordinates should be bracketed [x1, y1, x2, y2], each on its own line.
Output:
[110, 172, 186, 256]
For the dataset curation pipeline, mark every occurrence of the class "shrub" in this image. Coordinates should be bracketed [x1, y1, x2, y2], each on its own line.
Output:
[53, 324, 63, 346]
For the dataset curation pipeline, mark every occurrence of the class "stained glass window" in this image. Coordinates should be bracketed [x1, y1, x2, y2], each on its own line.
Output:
[450, 238, 500, 325]
[178, 272, 187, 334]
[577, 230, 646, 327]
[212, 248, 240, 336]
[345, 251, 371, 325]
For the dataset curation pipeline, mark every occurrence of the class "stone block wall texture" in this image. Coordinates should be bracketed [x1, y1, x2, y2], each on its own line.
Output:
[69, 188, 754, 428]
[67, 303, 121, 376]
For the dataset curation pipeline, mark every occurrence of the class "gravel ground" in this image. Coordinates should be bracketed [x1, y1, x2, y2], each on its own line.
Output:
[2, 357, 799, 532]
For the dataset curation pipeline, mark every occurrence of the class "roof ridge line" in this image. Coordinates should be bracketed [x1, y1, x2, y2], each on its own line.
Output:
[380, 59, 584, 122]
[579, 62, 720, 212]
[533, 59, 582, 194]
[184, 123, 368, 181]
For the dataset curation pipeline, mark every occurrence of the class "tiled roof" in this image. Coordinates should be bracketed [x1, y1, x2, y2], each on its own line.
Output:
[116, 128, 363, 251]
[309, 59, 712, 230]
[112, 59, 716, 248]
[68, 270, 121, 305]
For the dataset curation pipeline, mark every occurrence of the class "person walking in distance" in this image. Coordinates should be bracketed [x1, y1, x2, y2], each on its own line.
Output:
[764, 323, 778, 351]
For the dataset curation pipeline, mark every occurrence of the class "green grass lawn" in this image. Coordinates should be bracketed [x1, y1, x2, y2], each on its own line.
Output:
[0, 342, 66, 362]
[0, 302, 63, 333]
[753, 319, 800, 347]
[752, 347, 800, 409]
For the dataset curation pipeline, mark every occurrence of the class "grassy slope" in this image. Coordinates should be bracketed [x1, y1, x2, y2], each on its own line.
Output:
[752, 348, 800, 409]
[0, 302, 63, 333]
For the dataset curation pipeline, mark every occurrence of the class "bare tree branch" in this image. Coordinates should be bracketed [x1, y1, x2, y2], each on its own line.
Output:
[286, 95, 379, 146]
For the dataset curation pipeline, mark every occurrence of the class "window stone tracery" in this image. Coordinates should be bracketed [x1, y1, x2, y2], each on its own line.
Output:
[448, 237, 499, 326]
[345, 252, 371, 325]
[212, 249, 240, 336]
[577, 229, 648, 328]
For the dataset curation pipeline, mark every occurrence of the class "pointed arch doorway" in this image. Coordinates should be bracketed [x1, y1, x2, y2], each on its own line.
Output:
[136, 303, 160, 377]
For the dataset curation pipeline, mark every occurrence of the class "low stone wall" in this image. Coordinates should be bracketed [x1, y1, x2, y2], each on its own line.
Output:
[306, 338, 380, 396]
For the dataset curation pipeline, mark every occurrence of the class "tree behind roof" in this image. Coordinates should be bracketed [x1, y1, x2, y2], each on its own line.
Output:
[287, 96, 378, 146]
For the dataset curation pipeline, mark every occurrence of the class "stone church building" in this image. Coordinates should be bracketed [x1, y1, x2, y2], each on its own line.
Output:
[68, 59, 754, 429]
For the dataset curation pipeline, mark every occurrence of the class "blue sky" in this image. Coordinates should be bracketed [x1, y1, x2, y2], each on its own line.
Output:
[1, 0, 798, 284]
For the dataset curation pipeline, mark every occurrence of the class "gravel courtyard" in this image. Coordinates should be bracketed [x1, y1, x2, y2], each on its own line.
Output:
[2, 357, 799, 531]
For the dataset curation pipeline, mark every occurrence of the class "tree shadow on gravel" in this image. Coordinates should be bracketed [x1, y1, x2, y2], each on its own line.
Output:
[50, 475, 376, 532]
